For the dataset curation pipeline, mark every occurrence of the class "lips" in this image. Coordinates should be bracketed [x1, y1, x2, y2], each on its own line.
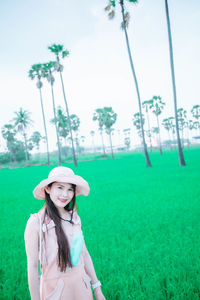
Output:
[58, 198, 68, 203]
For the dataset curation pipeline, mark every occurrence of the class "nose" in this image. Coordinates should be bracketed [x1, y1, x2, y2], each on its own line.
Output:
[61, 189, 69, 198]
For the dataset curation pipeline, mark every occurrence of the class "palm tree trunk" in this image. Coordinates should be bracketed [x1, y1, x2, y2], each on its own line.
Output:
[100, 130, 106, 157]
[165, 0, 186, 166]
[50, 84, 62, 166]
[120, 0, 151, 167]
[39, 87, 50, 165]
[109, 131, 114, 159]
[156, 115, 163, 155]
[58, 71, 78, 167]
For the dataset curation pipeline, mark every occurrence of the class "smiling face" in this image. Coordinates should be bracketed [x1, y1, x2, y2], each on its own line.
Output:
[45, 182, 75, 209]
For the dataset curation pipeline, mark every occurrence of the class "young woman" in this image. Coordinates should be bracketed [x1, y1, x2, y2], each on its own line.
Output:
[24, 166, 106, 300]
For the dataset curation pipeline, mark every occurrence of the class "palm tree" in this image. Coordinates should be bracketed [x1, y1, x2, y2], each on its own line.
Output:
[42, 62, 62, 166]
[90, 130, 96, 154]
[132, 112, 145, 143]
[69, 114, 80, 156]
[29, 131, 42, 151]
[1, 124, 17, 162]
[142, 99, 153, 152]
[48, 44, 77, 167]
[149, 96, 165, 155]
[187, 120, 194, 141]
[13, 108, 33, 162]
[80, 136, 86, 154]
[123, 128, 131, 151]
[103, 107, 117, 159]
[177, 108, 187, 148]
[164, 0, 186, 166]
[93, 108, 106, 157]
[57, 108, 70, 149]
[51, 106, 70, 154]
[168, 117, 176, 147]
[191, 105, 200, 135]
[105, 0, 151, 167]
[152, 127, 159, 147]
[193, 121, 200, 136]
[162, 118, 172, 148]
[28, 64, 50, 165]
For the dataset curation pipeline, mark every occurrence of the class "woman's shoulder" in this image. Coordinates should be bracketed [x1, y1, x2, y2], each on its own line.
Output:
[72, 210, 82, 225]
[25, 207, 45, 232]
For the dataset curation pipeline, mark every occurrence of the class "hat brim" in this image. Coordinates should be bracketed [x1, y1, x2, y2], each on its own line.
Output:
[33, 175, 90, 200]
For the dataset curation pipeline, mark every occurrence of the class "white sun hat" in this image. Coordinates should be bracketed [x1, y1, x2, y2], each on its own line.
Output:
[33, 166, 90, 200]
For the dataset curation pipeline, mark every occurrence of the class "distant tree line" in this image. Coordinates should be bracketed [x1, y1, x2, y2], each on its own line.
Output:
[1, 101, 199, 166]
[1, 0, 200, 167]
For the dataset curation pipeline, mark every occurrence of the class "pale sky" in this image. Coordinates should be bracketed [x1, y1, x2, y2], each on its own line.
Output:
[0, 0, 200, 152]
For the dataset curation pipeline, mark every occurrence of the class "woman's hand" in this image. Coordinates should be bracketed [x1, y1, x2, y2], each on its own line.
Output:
[94, 287, 106, 300]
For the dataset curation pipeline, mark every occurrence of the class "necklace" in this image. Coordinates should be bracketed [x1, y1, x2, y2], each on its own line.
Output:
[58, 215, 73, 224]
[56, 210, 74, 224]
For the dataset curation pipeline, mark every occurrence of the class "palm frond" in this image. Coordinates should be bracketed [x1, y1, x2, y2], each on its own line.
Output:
[104, 4, 111, 11]
[62, 50, 69, 58]
[28, 70, 34, 80]
[108, 10, 115, 19]
[110, 0, 116, 7]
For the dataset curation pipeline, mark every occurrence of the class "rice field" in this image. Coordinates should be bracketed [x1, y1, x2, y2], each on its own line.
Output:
[0, 147, 200, 299]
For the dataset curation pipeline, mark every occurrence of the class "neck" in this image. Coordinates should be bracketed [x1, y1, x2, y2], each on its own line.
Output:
[56, 207, 69, 218]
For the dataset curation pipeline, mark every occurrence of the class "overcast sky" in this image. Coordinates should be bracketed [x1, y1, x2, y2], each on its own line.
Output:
[0, 0, 199, 152]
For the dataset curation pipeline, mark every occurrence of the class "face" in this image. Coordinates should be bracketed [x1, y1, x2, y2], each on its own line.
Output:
[45, 182, 75, 209]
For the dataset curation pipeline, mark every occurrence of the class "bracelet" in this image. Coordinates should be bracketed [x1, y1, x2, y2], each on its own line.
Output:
[92, 280, 101, 290]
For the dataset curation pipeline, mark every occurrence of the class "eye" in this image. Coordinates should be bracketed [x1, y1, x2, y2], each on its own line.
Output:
[68, 188, 74, 192]
[58, 186, 63, 189]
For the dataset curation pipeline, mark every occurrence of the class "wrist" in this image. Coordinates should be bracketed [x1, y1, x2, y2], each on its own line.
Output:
[94, 286, 102, 295]
[92, 280, 101, 290]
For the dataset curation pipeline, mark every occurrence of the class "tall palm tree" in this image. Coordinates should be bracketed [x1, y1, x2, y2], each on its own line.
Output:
[28, 63, 50, 165]
[90, 130, 96, 154]
[164, 0, 186, 166]
[152, 127, 159, 147]
[29, 131, 42, 151]
[187, 120, 194, 141]
[51, 106, 70, 156]
[149, 96, 165, 155]
[1, 124, 17, 162]
[93, 108, 106, 157]
[69, 114, 80, 156]
[177, 108, 187, 148]
[162, 118, 172, 148]
[142, 99, 153, 152]
[13, 108, 33, 162]
[191, 105, 200, 135]
[168, 117, 176, 147]
[132, 112, 145, 144]
[103, 107, 117, 159]
[42, 62, 62, 166]
[48, 44, 77, 167]
[105, 0, 151, 167]
[123, 128, 131, 151]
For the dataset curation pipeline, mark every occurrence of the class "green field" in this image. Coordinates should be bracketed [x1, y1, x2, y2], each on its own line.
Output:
[1, 148, 200, 299]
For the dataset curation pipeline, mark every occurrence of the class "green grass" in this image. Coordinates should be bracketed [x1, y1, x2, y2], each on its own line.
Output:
[0, 148, 200, 299]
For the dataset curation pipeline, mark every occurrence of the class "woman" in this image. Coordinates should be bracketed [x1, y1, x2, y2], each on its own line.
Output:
[24, 166, 106, 300]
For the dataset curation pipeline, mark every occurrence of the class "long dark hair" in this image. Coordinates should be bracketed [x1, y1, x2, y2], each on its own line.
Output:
[44, 183, 76, 271]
